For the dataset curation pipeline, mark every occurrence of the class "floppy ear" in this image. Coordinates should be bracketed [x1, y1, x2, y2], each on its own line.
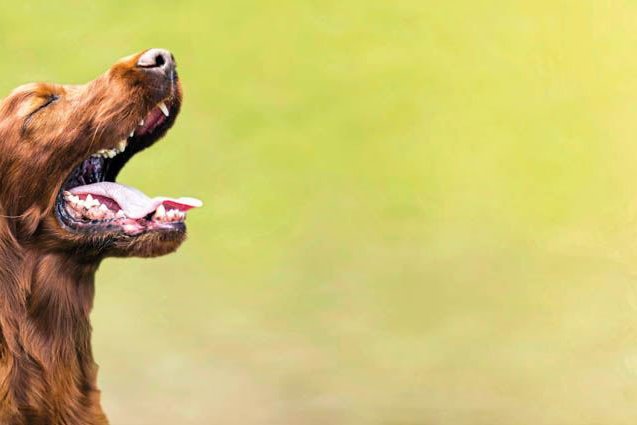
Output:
[0, 217, 26, 355]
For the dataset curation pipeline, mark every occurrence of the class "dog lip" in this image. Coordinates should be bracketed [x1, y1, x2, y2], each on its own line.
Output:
[55, 196, 187, 236]
[55, 85, 187, 237]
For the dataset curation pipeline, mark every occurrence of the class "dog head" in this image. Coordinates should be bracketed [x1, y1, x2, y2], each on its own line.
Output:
[0, 49, 201, 259]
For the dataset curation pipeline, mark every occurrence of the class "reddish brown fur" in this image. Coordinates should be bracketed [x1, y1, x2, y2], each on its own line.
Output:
[0, 50, 184, 424]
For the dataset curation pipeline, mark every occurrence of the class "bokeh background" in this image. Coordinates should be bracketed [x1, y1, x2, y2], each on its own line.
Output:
[4, 1, 637, 424]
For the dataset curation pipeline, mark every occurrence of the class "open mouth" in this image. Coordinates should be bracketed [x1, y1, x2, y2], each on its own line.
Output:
[56, 99, 202, 236]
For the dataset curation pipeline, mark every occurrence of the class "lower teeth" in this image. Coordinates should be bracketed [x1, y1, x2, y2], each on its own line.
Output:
[64, 194, 185, 223]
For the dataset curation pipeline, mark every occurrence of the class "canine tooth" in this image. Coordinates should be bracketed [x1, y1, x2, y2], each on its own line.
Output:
[158, 101, 169, 117]
[154, 204, 166, 219]
[139, 119, 144, 126]
[116, 210, 126, 219]
[118, 140, 127, 152]
[99, 204, 108, 212]
[129, 129, 135, 138]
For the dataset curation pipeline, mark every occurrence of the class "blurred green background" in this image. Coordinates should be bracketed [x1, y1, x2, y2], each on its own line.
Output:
[4, 1, 637, 424]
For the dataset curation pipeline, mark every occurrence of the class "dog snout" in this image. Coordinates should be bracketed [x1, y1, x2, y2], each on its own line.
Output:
[136, 48, 175, 77]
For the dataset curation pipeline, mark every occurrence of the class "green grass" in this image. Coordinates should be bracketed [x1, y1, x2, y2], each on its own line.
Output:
[4, 1, 637, 423]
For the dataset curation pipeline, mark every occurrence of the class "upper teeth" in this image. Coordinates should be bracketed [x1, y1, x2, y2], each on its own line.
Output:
[158, 101, 169, 117]
[92, 139, 127, 158]
[89, 103, 169, 160]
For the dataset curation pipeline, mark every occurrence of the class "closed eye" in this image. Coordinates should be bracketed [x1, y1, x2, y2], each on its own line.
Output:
[22, 94, 59, 132]
[30, 94, 59, 116]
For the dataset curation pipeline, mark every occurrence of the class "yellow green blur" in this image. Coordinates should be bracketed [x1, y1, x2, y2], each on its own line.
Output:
[2, 1, 637, 424]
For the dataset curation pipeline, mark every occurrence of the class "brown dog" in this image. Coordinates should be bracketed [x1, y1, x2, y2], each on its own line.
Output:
[0, 49, 200, 424]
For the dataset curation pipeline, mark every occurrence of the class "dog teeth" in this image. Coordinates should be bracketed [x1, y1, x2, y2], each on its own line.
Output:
[167, 209, 184, 222]
[92, 140, 127, 159]
[85, 195, 100, 208]
[130, 129, 135, 138]
[91, 208, 105, 220]
[64, 192, 81, 207]
[154, 204, 166, 219]
[139, 119, 144, 126]
[66, 197, 187, 225]
[66, 196, 119, 221]
[152, 205, 185, 222]
[158, 101, 169, 117]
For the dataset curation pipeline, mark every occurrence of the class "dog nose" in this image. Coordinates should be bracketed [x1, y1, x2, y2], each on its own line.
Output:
[136, 48, 175, 73]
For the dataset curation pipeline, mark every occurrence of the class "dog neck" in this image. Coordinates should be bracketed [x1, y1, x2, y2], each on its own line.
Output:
[0, 228, 108, 424]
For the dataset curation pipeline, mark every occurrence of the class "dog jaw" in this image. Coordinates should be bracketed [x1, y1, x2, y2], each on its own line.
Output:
[0, 49, 198, 259]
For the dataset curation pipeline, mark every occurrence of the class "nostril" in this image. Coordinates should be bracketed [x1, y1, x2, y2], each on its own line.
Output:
[154, 54, 165, 67]
[137, 48, 173, 70]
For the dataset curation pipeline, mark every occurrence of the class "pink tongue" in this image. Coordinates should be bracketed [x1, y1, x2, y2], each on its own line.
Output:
[69, 182, 203, 219]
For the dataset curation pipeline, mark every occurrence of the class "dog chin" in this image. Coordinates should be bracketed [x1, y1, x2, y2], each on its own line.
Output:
[107, 228, 187, 258]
